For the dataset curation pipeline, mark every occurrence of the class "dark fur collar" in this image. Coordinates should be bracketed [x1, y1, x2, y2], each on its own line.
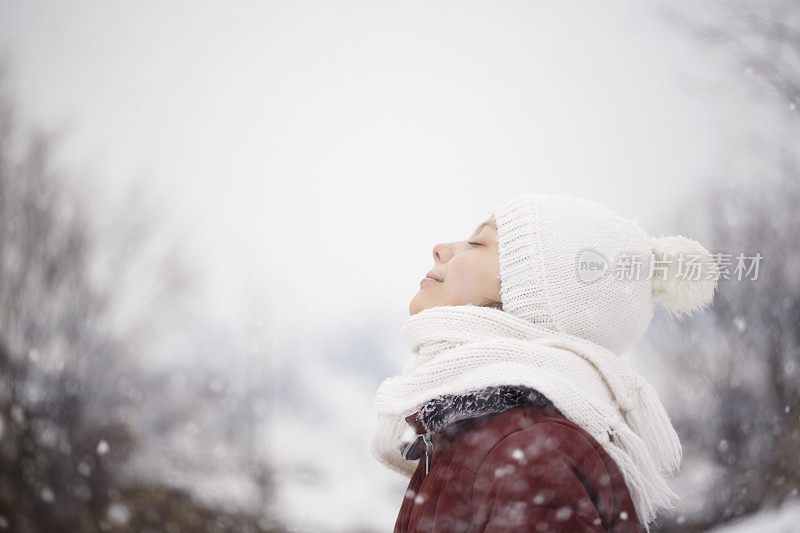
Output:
[416, 384, 554, 434]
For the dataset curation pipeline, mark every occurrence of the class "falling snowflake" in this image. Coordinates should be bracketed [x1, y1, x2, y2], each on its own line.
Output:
[555, 506, 573, 521]
[40, 487, 55, 503]
[107, 503, 130, 526]
[97, 440, 110, 455]
[77, 461, 92, 476]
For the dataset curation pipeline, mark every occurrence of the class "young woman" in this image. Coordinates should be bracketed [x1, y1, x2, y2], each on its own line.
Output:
[370, 193, 719, 532]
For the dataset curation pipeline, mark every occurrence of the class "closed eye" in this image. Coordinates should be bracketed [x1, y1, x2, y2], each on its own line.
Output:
[468, 241, 481, 246]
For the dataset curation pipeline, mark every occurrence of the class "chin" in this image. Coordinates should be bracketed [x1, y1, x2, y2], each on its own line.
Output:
[409, 294, 430, 315]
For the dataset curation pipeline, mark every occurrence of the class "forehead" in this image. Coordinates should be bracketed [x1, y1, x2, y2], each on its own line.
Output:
[471, 221, 495, 237]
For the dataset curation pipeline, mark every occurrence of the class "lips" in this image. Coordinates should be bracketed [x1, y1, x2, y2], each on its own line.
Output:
[425, 271, 443, 282]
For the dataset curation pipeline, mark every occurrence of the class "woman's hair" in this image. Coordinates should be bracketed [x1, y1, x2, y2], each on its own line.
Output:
[482, 299, 503, 310]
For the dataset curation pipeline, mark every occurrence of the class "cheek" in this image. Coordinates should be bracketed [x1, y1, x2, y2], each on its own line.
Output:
[444, 257, 491, 301]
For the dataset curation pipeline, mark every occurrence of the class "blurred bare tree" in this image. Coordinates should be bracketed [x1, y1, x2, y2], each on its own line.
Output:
[647, 1, 800, 530]
[0, 58, 282, 532]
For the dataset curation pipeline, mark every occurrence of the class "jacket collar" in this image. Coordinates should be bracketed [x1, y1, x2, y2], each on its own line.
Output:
[405, 384, 554, 436]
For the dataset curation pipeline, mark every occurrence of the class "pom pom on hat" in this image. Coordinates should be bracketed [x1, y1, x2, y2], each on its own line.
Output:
[649, 235, 719, 319]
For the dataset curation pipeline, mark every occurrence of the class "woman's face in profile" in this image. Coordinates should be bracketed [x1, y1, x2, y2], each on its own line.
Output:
[409, 220, 502, 315]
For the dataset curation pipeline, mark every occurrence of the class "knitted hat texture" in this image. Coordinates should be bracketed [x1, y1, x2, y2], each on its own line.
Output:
[487, 193, 718, 355]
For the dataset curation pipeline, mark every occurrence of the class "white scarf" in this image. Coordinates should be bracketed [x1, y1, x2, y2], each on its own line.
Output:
[370, 304, 682, 529]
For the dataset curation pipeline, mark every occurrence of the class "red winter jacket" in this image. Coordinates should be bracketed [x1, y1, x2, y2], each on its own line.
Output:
[393, 386, 641, 532]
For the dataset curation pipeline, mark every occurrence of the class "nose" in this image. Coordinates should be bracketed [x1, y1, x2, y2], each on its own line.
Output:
[432, 242, 452, 263]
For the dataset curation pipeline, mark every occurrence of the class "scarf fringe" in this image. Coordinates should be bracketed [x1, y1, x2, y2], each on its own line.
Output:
[625, 379, 683, 473]
[606, 423, 682, 532]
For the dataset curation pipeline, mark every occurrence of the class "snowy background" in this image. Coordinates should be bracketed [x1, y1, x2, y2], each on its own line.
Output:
[0, 1, 798, 531]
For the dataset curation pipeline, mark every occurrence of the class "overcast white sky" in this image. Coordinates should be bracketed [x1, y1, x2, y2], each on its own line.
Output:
[0, 0, 782, 339]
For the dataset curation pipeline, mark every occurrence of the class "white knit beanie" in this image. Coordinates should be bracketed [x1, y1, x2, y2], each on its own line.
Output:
[487, 193, 718, 355]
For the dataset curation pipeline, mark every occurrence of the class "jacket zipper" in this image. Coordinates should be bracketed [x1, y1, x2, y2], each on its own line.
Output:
[422, 433, 434, 475]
